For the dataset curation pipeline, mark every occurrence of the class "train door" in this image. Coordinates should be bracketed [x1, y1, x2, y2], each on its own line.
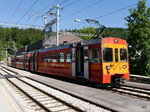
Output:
[28, 56, 32, 71]
[14, 55, 16, 67]
[113, 48, 120, 74]
[113, 46, 128, 74]
[72, 48, 76, 76]
[72, 47, 89, 79]
[31, 54, 34, 71]
[72, 47, 84, 78]
[24, 54, 26, 69]
[84, 46, 89, 79]
[119, 48, 129, 74]
[32, 53, 37, 72]
[76, 47, 84, 77]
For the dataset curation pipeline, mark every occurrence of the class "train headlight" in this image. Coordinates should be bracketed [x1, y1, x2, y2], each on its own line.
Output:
[106, 66, 111, 70]
[114, 39, 118, 43]
[122, 65, 127, 69]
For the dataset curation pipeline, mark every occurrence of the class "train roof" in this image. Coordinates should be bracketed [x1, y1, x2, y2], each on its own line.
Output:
[81, 39, 101, 46]
[38, 44, 73, 53]
[37, 39, 103, 53]
[15, 37, 126, 55]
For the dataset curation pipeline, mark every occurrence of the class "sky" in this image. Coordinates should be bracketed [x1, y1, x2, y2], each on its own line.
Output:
[0, 0, 149, 30]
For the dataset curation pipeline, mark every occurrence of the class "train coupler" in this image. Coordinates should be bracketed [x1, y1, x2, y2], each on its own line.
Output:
[114, 77, 126, 84]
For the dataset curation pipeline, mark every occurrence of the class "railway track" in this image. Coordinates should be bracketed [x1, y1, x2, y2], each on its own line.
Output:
[0, 66, 115, 112]
[113, 84, 150, 100]
[1, 65, 150, 111]
[104, 84, 150, 101]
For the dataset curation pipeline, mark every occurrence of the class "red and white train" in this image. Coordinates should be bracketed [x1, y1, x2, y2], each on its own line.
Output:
[8, 37, 130, 84]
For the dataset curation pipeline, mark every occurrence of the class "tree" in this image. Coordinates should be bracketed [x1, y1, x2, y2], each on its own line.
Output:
[79, 27, 96, 34]
[0, 27, 43, 56]
[125, 0, 150, 76]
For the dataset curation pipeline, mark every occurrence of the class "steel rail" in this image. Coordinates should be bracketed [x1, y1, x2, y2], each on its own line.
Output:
[119, 84, 150, 91]
[111, 87, 150, 100]
[0, 67, 85, 112]
[118, 86, 150, 95]
[17, 77, 85, 112]
[0, 72, 50, 112]
[1, 65, 117, 112]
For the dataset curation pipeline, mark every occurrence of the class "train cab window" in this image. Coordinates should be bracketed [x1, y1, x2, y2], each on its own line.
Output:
[52, 53, 57, 62]
[103, 48, 113, 62]
[115, 48, 118, 62]
[66, 51, 72, 62]
[58, 52, 64, 62]
[89, 48, 100, 63]
[120, 49, 127, 62]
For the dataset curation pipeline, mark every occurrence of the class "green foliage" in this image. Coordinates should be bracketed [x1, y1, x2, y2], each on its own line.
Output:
[101, 28, 128, 39]
[79, 27, 96, 34]
[125, 0, 150, 76]
[79, 36, 92, 40]
[68, 27, 128, 40]
[0, 27, 43, 61]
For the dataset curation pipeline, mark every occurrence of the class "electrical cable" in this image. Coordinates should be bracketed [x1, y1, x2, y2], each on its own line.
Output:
[34, 0, 70, 24]
[8, 0, 23, 22]
[34, 0, 60, 22]
[59, 0, 69, 6]
[63, 0, 81, 8]
[66, 3, 138, 30]
[36, 0, 57, 14]
[94, 3, 137, 20]
[60, 0, 102, 21]
[17, 0, 39, 23]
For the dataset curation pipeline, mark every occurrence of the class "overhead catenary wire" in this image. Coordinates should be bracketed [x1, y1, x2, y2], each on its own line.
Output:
[63, 0, 81, 8]
[8, 0, 23, 22]
[67, 3, 138, 30]
[59, 0, 69, 6]
[36, 0, 57, 14]
[60, 0, 102, 21]
[94, 3, 137, 20]
[34, 0, 81, 23]
[34, 0, 66, 23]
[17, 0, 40, 24]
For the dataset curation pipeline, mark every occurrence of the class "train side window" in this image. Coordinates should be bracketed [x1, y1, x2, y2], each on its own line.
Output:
[46, 54, 51, 63]
[103, 48, 113, 62]
[58, 52, 64, 62]
[41, 55, 45, 62]
[120, 49, 127, 62]
[52, 53, 57, 62]
[66, 51, 72, 62]
[89, 48, 100, 63]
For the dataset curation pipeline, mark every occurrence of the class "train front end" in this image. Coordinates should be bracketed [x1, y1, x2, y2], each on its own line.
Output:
[101, 38, 130, 84]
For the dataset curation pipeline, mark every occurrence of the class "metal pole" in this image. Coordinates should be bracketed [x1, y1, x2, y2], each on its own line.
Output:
[49, 14, 52, 41]
[56, 5, 59, 46]
[44, 15, 47, 40]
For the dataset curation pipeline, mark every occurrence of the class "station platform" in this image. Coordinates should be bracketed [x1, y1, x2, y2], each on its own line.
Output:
[0, 79, 23, 112]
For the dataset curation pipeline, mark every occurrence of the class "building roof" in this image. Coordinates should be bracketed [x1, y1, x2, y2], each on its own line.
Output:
[43, 32, 84, 47]
[17, 32, 84, 54]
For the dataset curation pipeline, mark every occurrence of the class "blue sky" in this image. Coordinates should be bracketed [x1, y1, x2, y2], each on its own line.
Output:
[0, 0, 149, 30]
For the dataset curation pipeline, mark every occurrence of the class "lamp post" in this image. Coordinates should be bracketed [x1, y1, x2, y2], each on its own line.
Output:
[75, 19, 80, 34]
